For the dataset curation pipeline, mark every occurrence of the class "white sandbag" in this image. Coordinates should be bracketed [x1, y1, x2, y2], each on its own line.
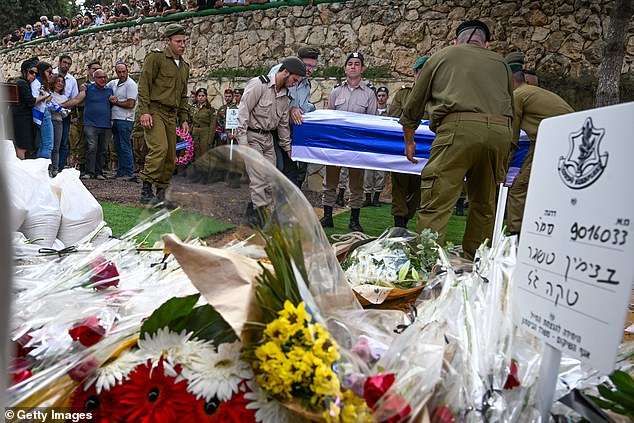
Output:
[16, 159, 61, 247]
[75, 221, 112, 246]
[50, 169, 104, 247]
[3, 140, 29, 231]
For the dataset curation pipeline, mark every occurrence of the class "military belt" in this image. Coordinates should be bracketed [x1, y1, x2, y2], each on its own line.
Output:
[441, 112, 511, 127]
[247, 127, 272, 135]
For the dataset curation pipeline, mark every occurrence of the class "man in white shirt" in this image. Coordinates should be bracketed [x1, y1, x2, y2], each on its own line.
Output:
[40, 16, 56, 36]
[107, 62, 138, 180]
[53, 54, 79, 171]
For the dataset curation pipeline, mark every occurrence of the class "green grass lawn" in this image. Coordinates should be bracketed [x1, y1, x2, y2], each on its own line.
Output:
[323, 203, 467, 245]
[100, 202, 235, 245]
[100, 201, 466, 246]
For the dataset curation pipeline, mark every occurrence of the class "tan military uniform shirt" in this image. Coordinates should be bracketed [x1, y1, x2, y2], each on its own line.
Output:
[512, 83, 573, 143]
[329, 80, 377, 115]
[137, 47, 190, 123]
[400, 43, 514, 132]
[236, 75, 291, 151]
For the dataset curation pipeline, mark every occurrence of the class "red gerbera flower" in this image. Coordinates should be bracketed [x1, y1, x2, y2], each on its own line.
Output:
[110, 358, 192, 423]
[178, 390, 256, 423]
[70, 383, 117, 423]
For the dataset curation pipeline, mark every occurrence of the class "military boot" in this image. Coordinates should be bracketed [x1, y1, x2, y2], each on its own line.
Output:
[394, 216, 407, 228]
[335, 188, 345, 207]
[151, 188, 166, 207]
[362, 193, 372, 207]
[320, 206, 334, 228]
[246, 202, 261, 228]
[456, 198, 465, 216]
[373, 192, 381, 207]
[140, 181, 154, 204]
[348, 208, 364, 232]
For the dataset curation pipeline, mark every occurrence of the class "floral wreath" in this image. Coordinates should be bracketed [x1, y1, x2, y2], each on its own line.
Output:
[175, 127, 194, 166]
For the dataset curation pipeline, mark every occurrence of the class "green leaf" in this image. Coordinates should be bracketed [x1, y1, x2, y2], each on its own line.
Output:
[598, 383, 634, 410]
[609, 370, 634, 396]
[140, 294, 200, 339]
[411, 267, 420, 280]
[398, 261, 410, 281]
[586, 394, 616, 410]
[170, 304, 238, 345]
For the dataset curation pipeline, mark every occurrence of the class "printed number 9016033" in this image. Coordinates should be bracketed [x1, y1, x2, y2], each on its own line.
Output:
[570, 222, 628, 246]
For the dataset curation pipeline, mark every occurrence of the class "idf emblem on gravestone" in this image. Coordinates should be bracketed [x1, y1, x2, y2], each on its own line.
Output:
[558, 117, 609, 189]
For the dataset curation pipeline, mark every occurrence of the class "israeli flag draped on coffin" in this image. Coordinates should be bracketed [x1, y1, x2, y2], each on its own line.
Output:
[292, 110, 529, 185]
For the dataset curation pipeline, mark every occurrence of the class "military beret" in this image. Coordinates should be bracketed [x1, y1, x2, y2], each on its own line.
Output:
[413, 56, 429, 70]
[505, 51, 525, 65]
[456, 19, 491, 42]
[164, 23, 185, 38]
[345, 51, 364, 67]
[196, 87, 207, 95]
[297, 46, 320, 60]
[509, 63, 524, 73]
[233, 88, 243, 94]
[224, 88, 234, 94]
[282, 56, 307, 77]
[377, 86, 389, 95]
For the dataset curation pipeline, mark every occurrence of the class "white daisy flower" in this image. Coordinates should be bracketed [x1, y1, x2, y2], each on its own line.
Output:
[136, 327, 193, 363]
[183, 340, 253, 401]
[244, 380, 305, 423]
[93, 349, 143, 393]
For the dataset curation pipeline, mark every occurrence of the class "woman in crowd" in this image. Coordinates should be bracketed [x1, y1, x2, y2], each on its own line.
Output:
[31, 61, 56, 163]
[189, 87, 217, 183]
[49, 75, 69, 176]
[11, 60, 38, 159]
[57, 17, 71, 38]
[69, 17, 81, 36]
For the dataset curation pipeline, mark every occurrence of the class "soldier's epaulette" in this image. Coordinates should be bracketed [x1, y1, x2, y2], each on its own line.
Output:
[259, 75, 270, 84]
[150, 48, 162, 53]
[333, 82, 342, 88]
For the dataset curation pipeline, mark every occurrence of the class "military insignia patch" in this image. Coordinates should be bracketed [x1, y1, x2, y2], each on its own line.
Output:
[558, 117, 608, 189]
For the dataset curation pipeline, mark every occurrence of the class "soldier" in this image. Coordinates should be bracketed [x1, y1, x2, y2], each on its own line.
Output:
[236, 56, 307, 227]
[506, 63, 573, 234]
[400, 20, 514, 259]
[132, 110, 147, 173]
[216, 88, 235, 144]
[137, 23, 190, 204]
[389, 56, 427, 227]
[363, 86, 389, 208]
[189, 87, 218, 183]
[524, 69, 539, 86]
[321, 51, 377, 232]
[233, 88, 243, 106]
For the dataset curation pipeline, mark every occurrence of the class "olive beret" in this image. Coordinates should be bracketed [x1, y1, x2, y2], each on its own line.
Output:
[456, 19, 491, 42]
[233, 88, 243, 94]
[345, 51, 364, 67]
[224, 88, 234, 94]
[297, 46, 320, 60]
[505, 51, 525, 65]
[413, 56, 429, 70]
[509, 63, 524, 73]
[282, 56, 307, 77]
[164, 23, 185, 38]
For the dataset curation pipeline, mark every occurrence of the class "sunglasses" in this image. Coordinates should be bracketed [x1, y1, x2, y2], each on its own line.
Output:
[94, 76, 107, 79]
[28, 70, 38, 76]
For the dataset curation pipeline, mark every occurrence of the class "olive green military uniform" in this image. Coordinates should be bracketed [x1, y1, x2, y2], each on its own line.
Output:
[69, 75, 88, 167]
[189, 104, 217, 159]
[389, 85, 422, 221]
[236, 75, 291, 208]
[132, 110, 147, 172]
[137, 47, 190, 189]
[323, 80, 377, 209]
[401, 43, 514, 259]
[506, 83, 573, 233]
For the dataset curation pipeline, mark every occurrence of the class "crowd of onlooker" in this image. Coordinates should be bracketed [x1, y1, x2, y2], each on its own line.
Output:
[1, 0, 314, 49]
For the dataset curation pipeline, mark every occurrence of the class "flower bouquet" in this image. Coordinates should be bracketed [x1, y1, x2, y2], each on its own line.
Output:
[342, 228, 441, 311]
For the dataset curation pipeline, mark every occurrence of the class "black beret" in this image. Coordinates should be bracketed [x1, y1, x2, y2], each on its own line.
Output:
[456, 19, 490, 42]
[196, 87, 207, 95]
[297, 46, 320, 60]
[282, 56, 307, 77]
[377, 86, 389, 94]
[345, 51, 364, 67]
[233, 88, 243, 95]
[164, 23, 185, 38]
[509, 63, 524, 73]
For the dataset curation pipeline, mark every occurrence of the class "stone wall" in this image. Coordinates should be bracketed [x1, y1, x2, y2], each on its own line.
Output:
[1, 0, 632, 109]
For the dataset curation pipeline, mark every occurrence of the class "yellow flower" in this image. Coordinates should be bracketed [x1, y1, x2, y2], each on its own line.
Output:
[311, 362, 341, 398]
[255, 341, 285, 363]
[278, 300, 311, 327]
[313, 333, 340, 364]
[322, 399, 341, 423]
[263, 316, 293, 344]
[288, 347, 322, 383]
[341, 390, 373, 423]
